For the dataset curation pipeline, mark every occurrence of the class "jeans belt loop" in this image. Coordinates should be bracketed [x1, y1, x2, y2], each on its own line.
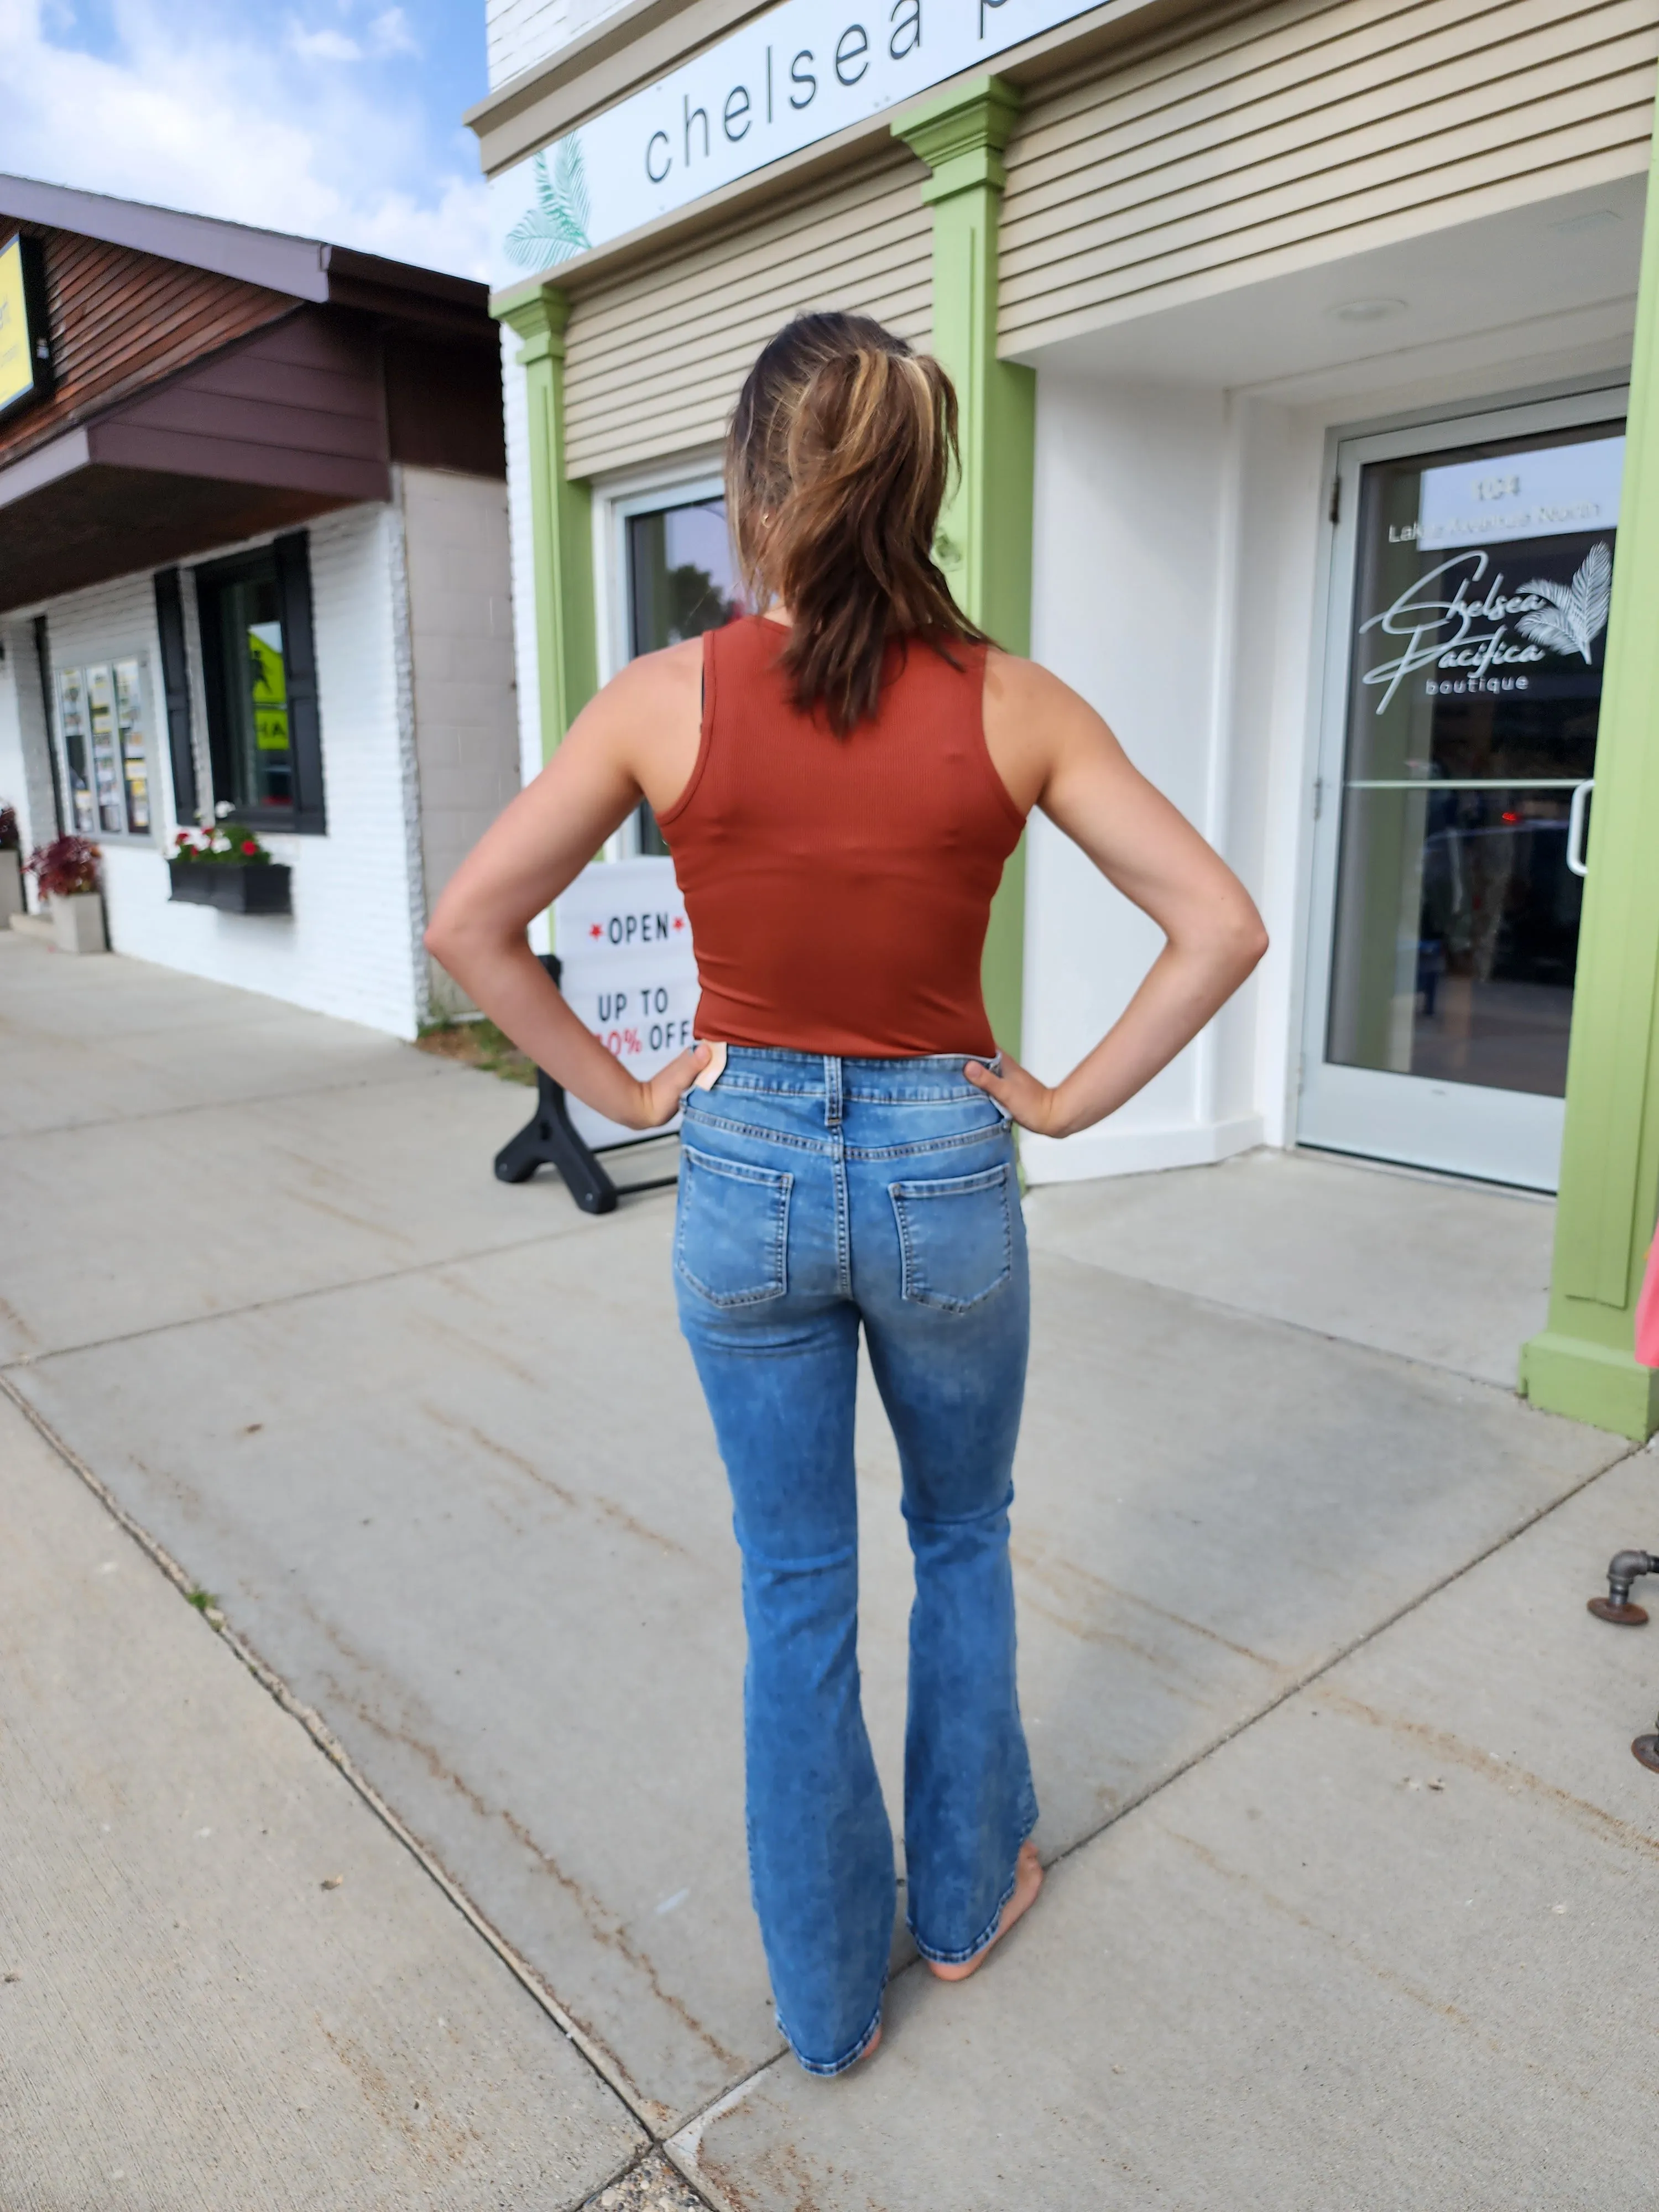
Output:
[824, 1054, 843, 1128]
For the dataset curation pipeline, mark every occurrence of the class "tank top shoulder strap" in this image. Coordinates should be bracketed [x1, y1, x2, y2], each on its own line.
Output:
[655, 618, 747, 832]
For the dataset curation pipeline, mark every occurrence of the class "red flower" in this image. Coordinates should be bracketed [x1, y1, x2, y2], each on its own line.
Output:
[175, 830, 190, 846]
[241, 839, 258, 856]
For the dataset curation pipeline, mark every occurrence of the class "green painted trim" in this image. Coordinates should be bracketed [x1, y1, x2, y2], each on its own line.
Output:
[895, 75, 1034, 1058]
[1517, 1331, 1659, 1442]
[1520, 122, 1659, 1440]
[494, 286, 598, 764]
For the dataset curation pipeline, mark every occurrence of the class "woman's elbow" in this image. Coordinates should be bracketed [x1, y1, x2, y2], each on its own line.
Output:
[1220, 901, 1269, 984]
[424, 896, 477, 973]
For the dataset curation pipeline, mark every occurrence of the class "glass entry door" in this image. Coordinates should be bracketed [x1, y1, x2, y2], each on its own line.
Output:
[618, 487, 743, 856]
[1300, 394, 1625, 1190]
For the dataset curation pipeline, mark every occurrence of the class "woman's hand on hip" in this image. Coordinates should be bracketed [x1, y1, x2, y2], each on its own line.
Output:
[615, 1041, 711, 1129]
[965, 1053, 1070, 1136]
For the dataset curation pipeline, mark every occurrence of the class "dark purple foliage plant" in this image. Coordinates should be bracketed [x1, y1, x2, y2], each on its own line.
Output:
[26, 835, 101, 899]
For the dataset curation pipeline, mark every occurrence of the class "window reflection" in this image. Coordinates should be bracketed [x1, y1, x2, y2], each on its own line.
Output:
[625, 498, 743, 855]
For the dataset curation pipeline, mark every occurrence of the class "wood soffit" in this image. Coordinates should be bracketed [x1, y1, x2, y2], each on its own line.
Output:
[486, 0, 1228, 306]
[469, 0, 1230, 179]
[0, 468, 354, 616]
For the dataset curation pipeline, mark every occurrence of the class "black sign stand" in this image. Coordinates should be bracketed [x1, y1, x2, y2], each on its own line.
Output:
[493, 954, 680, 1214]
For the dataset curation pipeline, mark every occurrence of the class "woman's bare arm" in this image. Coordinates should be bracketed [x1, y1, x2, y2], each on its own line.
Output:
[969, 656, 1266, 1138]
[424, 645, 707, 1130]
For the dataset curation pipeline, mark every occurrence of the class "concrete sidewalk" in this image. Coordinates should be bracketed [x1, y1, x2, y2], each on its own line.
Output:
[0, 1391, 645, 2210]
[3, 931, 1655, 2209]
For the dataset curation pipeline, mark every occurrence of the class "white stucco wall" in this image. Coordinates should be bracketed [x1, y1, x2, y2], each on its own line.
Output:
[1021, 374, 1287, 1185]
[18, 507, 430, 1036]
[498, 324, 552, 955]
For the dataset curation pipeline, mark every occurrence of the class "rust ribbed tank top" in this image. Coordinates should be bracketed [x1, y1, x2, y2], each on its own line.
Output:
[656, 614, 1024, 1057]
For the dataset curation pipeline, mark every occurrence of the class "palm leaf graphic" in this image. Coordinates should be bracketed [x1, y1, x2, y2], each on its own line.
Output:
[1516, 541, 1613, 662]
[505, 137, 592, 269]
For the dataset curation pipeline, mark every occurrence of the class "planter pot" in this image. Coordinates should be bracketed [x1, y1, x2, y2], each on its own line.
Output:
[169, 860, 292, 915]
[51, 891, 107, 954]
[0, 851, 22, 921]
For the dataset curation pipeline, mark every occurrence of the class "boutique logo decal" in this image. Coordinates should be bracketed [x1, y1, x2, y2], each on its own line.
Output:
[488, 0, 1113, 289]
[505, 137, 593, 269]
[1360, 545, 1613, 713]
[1514, 542, 1611, 664]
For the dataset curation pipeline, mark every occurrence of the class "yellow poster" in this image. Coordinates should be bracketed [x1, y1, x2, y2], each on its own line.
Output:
[0, 236, 39, 417]
[249, 621, 290, 754]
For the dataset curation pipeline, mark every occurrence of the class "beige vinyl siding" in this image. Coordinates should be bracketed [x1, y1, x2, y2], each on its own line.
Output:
[563, 149, 932, 477]
[1000, 0, 1658, 352]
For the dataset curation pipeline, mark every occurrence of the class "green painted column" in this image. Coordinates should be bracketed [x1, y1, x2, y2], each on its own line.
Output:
[1519, 126, 1659, 1442]
[895, 75, 1035, 1057]
[495, 285, 598, 763]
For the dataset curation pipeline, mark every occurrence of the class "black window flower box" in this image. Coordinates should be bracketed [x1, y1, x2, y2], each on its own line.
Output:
[168, 860, 292, 915]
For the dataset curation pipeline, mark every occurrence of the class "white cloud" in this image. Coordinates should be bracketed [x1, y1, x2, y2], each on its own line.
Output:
[285, 9, 418, 63]
[0, 0, 488, 278]
[368, 8, 419, 56]
[288, 25, 364, 61]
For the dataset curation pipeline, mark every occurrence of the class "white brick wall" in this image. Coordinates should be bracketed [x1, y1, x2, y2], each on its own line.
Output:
[400, 463, 523, 1014]
[487, 0, 636, 87]
[0, 619, 57, 883]
[14, 509, 430, 1036]
[488, 0, 568, 86]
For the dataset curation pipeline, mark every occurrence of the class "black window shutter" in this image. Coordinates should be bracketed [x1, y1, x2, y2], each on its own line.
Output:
[153, 568, 197, 827]
[273, 531, 326, 833]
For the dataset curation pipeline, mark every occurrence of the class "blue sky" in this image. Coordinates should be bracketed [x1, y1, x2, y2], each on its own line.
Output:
[1, 1, 493, 275]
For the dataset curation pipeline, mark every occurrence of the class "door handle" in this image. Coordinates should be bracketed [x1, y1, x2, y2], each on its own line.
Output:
[1567, 779, 1595, 879]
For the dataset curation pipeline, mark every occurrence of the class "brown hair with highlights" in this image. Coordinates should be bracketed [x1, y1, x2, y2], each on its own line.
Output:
[726, 311, 984, 735]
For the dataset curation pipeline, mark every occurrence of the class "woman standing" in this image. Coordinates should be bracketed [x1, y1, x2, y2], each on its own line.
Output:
[426, 312, 1266, 2078]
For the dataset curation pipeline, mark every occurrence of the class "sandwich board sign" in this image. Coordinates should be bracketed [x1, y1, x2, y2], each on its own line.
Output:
[552, 855, 700, 1150]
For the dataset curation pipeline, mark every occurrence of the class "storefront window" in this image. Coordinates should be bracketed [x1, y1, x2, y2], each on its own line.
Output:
[625, 495, 743, 854]
[56, 658, 151, 836]
[199, 554, 294, 816]
[1326, 424, 1623, 1101]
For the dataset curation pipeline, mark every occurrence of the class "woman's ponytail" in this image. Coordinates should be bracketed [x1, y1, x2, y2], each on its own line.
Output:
[726, 312, 983, 735]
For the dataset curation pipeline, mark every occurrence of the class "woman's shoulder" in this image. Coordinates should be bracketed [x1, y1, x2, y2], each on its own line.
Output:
[983, 646, 1082, 717]
[981, 648, 1114, 814]
[599, 635, 704, 713]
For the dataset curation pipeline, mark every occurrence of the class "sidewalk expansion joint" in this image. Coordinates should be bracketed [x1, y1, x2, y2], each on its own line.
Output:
[0, 1063, 461, 1147]
[0, 1369, 718, 2205]
[0, 1217, 654, 1371]
[1038, 1430, 1640, 1881]
[1035, 1243, 1558, 1399]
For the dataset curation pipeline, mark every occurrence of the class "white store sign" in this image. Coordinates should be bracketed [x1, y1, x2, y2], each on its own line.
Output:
[552, 856, 701, 1150]
[490, 0, 1112, 288]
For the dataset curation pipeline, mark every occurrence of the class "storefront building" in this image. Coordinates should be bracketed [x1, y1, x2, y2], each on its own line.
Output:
[0, 178, 519, 1034]
[471, 0, 1659, 1438]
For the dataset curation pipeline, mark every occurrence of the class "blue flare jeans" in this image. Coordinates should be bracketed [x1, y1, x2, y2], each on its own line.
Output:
[674, 1047, 1036, 2075]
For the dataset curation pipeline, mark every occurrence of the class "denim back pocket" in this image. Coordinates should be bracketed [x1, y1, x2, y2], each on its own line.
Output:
[889, 1162, 1013, 1312]
[676, 1144, 792, 1307]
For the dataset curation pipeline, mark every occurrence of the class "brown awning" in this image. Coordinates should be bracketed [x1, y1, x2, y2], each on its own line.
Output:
[0, 179, 504, 614]
[0, 308, 389, 613]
